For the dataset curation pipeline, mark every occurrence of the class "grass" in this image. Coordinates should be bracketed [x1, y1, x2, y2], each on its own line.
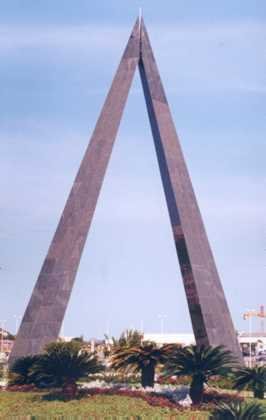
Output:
[0, 391, 209, 419]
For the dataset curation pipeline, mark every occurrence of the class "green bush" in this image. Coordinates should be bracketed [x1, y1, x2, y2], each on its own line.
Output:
[9, 355, 40, 385]
[208, 375, 235, 390]
[157, 375, 191, 386]
[86, 372, 141, 384]
[31, 341, 104, 397]
[233, 366, 266, 399]
[0, 364, 4, 379]
[210, 400, 266, 419]
[164, 345, 236, 404]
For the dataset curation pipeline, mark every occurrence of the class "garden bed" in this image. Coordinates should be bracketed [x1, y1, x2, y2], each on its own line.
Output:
[0, 391, 209, 418]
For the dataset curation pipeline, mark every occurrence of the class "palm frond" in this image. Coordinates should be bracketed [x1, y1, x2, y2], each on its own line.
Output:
[210, 400, 266, 419]
[110, 341, 172, 373]
[163, 345, 236, 379]
[31, 341, 103, 386]
[233, 366, 266, 399]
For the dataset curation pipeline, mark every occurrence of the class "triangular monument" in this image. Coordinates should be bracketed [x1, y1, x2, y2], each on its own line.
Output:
[10, 18, 242, 364]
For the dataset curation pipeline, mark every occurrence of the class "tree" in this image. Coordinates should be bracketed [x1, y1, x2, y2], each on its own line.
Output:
[210, 400, 266, 419]
[32, 341, 104, 397]
[9, 355, 40, 385]
[0, 364, 4, 380]
[233, 366, 266, 399]
[164, 345, 236, 404]
[71, 336, 84, 343]
[107, 329, 143, 350]
[110, 341, 175, 388]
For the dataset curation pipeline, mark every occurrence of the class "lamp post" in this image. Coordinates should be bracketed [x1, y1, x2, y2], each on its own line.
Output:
[140, 319, 144, 333]
[243, 309, 257, 367]
[248, 313, 252, 368]
[105, 320, 110, 337]
[158, 314, 167, 335]
[0, 320, 6, 354]
[14, 315, 21, 334]
[246, 309, 255, 368]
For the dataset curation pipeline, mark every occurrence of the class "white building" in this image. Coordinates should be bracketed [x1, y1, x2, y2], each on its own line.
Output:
[238, 332, 266, 354]
[144, 332, 266, 354]
[144, 333, 195, 346]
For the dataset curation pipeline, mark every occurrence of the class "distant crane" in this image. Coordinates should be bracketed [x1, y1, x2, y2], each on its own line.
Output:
[243, 305, 266, 333]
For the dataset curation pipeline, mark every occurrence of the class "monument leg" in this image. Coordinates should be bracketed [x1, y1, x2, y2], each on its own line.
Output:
[139, 21, 242, 361]
[9, 20, 140, 365]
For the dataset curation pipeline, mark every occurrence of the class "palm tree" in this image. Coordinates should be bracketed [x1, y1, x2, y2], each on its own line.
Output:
[110, 341, 174, 388]
[9, 355, 40, 385]
[210, 400, 266, 419]
[164, 345, 236, 404]
[107, 329, 143, 350]
[233, 366, 266, 399]
[32, 341, 103, 397]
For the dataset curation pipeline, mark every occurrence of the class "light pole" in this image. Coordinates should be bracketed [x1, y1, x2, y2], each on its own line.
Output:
[158, 314, 167, 335]
[0, 320, 6, 354]
[105, 320, 110, 337]
[248, 312, 252, 368]
[140, 320, 144, 333]
[245, 309, 255, 368]
[14, 315, 21, 335]
[243, 309, 256, 367]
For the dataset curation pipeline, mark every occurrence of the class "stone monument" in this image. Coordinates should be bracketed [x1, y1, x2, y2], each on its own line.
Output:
[9, 17, 242, 365]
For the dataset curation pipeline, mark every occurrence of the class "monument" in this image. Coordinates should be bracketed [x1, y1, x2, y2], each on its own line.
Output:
[9, 17, 242, 365]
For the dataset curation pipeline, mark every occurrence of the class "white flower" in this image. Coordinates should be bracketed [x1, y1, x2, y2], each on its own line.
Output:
[178, 395, 192, 407]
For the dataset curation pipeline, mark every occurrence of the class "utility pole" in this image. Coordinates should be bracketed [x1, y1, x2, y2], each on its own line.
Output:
[0, 320, 6, 355]
[158, 314, 167, 335]
[243, 309, 256, 367]
[14, 315, 21, 335]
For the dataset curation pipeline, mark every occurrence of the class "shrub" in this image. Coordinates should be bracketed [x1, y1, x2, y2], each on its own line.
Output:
[87, 372, 140, 384]
[157, 375, 191, 386]
[233, 366, 266, 399]
[32, 341, 104, 398]
[164, 345, 236, 404]
[208, 375, 235, 390]
[203, 388, 243, 404]
[210, 400, 266, 419]
[9, 355, 40, 385]
[111, 342, 174, 388]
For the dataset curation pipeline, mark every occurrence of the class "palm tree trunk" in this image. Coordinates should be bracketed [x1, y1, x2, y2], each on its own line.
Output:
[190, 375, 204, 404]
[62, 380, 78, 399]
[141, 364, 155, 388]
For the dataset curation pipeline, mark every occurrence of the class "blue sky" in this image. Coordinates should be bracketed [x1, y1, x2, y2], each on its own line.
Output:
[1, 1, 265, 339]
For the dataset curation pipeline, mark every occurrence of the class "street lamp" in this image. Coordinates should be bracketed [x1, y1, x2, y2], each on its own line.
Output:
[158, 314, 167, 335]
[0, 320, 6, 354]
[14, 315, 21, 334]
[105, 320, 110, 337]
[243, 309, 256, 368]
[140, 319, 144, 333]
